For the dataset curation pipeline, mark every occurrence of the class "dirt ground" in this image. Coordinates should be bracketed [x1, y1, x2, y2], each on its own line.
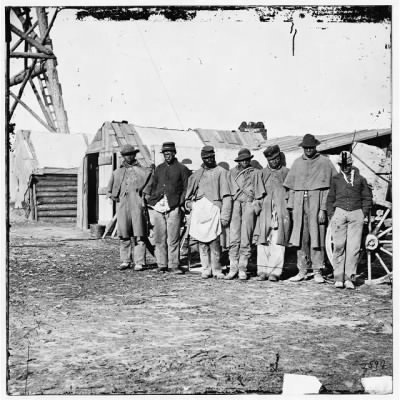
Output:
[7, 218, 393, 395]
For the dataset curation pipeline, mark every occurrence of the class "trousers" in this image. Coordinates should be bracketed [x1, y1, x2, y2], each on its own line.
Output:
[149, 207, 181, 270]
[229, 200, 256, 272]
[119, 238, 146, 265]
[331, 207, 364, 281]
[297, 196, 325, 273]
[199, 238, 222, 275]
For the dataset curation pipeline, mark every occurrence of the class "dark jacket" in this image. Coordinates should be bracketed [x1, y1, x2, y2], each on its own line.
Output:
[327, 168, 372, 218]
[145, 158, 191, 210]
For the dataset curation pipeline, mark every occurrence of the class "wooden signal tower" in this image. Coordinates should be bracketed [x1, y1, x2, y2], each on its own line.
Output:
[7, 7, 70, 133]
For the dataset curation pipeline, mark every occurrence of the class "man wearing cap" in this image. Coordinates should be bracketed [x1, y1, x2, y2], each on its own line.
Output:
[225, 148, 259, 280]
[144, 142, 191, 274]
[283, 134, 336, 283]
[107, 144, 152, 271]
[327, 151, 372, 289]
[185, 146, 232, 279]
[253, 145, 291, 281]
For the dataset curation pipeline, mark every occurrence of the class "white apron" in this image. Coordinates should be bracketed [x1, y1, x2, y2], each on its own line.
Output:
[189, 196, 221, 243]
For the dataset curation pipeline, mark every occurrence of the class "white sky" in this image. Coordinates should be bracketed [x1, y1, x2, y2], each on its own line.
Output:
[10, 7, 392, 138]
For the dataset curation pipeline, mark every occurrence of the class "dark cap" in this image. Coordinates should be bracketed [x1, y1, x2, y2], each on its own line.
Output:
[201, 145, 215, 158]
[120, 144, 140, 155]
[234, 148, 254, 162]
[263, 145, 281, 160]
[299, 134, 320, 148]
[160, 142, 176, 153]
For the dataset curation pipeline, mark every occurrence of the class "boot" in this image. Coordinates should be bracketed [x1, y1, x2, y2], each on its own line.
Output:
[256, 273, 268, 281]
[289, 271, 307, 282]
[201, 268, 213, 279]
[238, 270, 248, 280]
[313, 271, 325, 284]
[224, 263, 238, 280]
[118, 262, 131, 271]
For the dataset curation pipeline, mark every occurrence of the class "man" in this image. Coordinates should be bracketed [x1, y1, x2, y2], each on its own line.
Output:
[253, 145, 291, 281]
[107, 144, 152, 271]
[283, 134, 336, 283]
[327, 151, 372, 289]
[144, 142, 191, 274]
[225, 148, 258, 280]
[185, 146, 232, 279]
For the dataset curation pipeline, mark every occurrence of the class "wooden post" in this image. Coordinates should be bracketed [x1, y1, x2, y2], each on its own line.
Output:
[29, 78, 56, 130]
[10, 91, 55, 132]
[33, 183, 38, 221]
[36, 7, 69, 133]
[10, 63, 46, 86]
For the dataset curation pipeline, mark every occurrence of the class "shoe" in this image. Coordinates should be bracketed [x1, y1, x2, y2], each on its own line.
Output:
[344, 280, 355, 290]
[289, 273, 306, 282]
[201, 269, 213, 279]
[134, 264, 144, 271]
[118, 263, 131, 271]
[268, 275, 279, 282]
[256, 273, 268, 281]
[313, 272, 325, 284]
[238, 271, 248, 280]
[173, 268, 185, 275]
[334, 281, 344, 289]
[224, 270, 238, 280]
[156, 267, 167, 273]
[214, 272, 225, 279]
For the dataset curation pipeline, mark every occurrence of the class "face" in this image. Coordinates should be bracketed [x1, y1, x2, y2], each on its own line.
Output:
[303, 146, 317, 158]
[123, 153, 136, 164]
[267, 154, 281, 169]
[163, 150, 176, 164]
[340, 163, 352, 174]
[202, 155, 216, 168]
[238, 159, 251, 169]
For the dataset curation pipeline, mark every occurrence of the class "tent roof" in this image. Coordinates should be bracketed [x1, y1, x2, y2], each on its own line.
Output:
[15, 130, 94, 171]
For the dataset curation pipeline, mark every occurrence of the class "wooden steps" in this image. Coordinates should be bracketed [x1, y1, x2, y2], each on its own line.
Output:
[33, 173, 77, 222]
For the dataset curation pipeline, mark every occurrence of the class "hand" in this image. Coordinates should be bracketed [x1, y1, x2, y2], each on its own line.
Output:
[186, 201, 192, 211]
[318, 210, 326, 225]
[221, 218, 229, 228]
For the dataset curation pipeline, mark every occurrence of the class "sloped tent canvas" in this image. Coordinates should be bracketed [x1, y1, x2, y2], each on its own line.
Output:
[10, 130, 93, 218]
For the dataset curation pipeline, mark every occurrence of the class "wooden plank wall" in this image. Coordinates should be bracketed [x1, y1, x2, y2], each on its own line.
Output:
[33, 173, 77, 223]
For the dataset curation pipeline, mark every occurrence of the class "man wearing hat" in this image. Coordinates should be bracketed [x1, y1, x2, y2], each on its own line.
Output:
[185, 145, 232, 279]
[327, 151, 372, 289]
[144, 142, 191, 274]
[283, 134, 336, 283]
[107, 144, 153, 271]
[253, 145, 291, 281]
[225, 148, 259, 280]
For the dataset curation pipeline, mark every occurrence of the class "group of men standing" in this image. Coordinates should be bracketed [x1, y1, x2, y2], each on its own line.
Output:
[107, 133, 372, 290]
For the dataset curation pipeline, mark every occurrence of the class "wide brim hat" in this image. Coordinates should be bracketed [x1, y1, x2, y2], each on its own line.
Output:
[120, 144, 140, 155]
[234, 148, 254, 162]
[160, 141, 176, 153]
[299, 134, 320, 147]
[263, 145, 281, 160]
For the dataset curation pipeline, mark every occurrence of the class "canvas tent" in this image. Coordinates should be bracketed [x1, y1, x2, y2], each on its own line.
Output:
[10, 130, 93, 222]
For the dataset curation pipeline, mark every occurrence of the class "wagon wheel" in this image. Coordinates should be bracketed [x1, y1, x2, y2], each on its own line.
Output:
[325, 200, 392, 285]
